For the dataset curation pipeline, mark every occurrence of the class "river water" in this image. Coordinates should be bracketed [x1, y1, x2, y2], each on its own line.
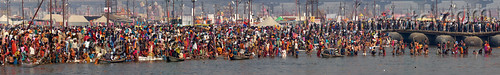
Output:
[2, 48, 500, 75]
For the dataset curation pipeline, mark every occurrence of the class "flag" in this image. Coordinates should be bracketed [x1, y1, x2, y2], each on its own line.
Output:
[275, 17, 284, 21]
[263, 7, 268, 16]
[120, 35, 125, 40]
[461, 11, 465, 23]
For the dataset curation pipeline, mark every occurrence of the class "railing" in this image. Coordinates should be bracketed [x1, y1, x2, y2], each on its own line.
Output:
[381, 29, 500, 36]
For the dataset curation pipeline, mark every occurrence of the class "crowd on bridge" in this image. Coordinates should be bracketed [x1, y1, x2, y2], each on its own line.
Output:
[329, 19, 500, 32]
[0, 20, 494, 65]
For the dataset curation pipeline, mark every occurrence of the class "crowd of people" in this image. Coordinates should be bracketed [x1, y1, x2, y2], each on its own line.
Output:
[0, 19, 495, 65]
[345, 19, 500, 32]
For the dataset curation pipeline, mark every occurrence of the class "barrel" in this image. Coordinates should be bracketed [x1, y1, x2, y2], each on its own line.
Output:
[409, 33, 429, 44]
[435, 35, 455, 45]
[489, 35, 500, 47]
[387, 32, 403, 41]
[464, 36, 483, 47]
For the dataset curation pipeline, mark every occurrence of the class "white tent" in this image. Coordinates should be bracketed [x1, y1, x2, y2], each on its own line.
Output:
[93, 16, 113, 23]
[0, 15, 22, 25]
[0, 15, 13, 24]
[41, 14, 64, 22]
[68, 15, 90, 26]
[41, 14, 64, 26]
[255, 17, 281, 27]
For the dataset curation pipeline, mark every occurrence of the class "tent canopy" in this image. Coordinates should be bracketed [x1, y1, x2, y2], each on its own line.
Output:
[255, 17, 282, 27]
[93, 16, 114, 23]
[68, 15, 90, 26]
[41, 14, 64, 22]
[68, 15, 90, 22]
[0, 15, 22, 25]
[0, 15, 12, 22]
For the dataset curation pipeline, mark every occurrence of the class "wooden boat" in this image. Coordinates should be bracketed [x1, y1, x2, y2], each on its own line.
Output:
[321, 53, 344, 58]
[109, 59, 126, 63]
[138, 56, 164, 61]
[165, 56, 184, 62]
[243, 53, 254, 57]
[320, 48, 344, 58]
[229, 55, 250, 60]
[99, 58, 126, 63]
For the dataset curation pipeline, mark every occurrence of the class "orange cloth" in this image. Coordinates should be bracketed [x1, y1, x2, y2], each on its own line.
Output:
[12, 40, 17, 53]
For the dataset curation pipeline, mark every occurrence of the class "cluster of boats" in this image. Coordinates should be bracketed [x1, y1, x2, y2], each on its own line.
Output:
[3, 54, 258, 67]
[5, 50, 345, 67]
[97, 56, 185, 64]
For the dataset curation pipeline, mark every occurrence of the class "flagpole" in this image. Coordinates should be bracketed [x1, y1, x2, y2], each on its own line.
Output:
[107, 0, 110, 28]
[249, 0, 252, 26]
[49, 0, 52, 27]
[28, 0, 45, 29]
[22, 0, 24, 26]
[192, 0, 196, 26]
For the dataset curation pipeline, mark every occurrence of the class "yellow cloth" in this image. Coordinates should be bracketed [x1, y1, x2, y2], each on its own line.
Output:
[217, 47, 222, 54]
[85, 53, 91, 63]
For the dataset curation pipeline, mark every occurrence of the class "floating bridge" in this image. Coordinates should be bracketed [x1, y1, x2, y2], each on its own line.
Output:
[381, 29, 500, 47]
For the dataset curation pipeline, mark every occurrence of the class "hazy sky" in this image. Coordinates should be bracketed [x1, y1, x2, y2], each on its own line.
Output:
[3, 0, 500, 16]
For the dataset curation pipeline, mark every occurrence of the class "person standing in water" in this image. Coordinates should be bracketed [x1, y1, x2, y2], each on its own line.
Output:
[484, 41, 491, 54]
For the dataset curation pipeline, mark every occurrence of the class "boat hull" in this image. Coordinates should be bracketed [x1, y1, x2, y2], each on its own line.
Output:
[230, 56, 250, 60]
[99, 58, 126, 63]
[166, 56, 184, 62]
[321, 53, 344, 58]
